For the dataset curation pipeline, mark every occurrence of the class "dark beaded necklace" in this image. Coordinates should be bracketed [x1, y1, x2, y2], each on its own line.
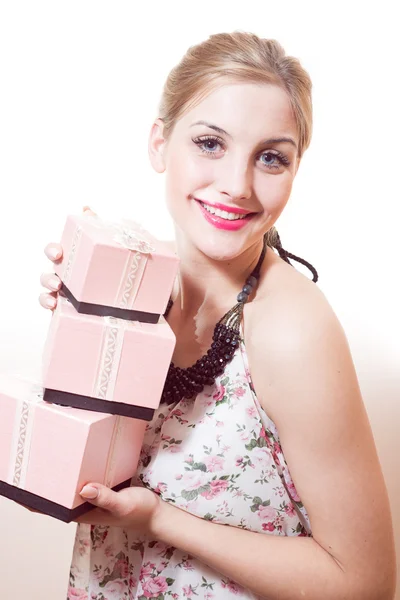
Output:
[160, 235, 268, 405]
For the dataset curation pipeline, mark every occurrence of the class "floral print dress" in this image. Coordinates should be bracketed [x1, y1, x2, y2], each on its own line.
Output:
[67, 326, 312, 600]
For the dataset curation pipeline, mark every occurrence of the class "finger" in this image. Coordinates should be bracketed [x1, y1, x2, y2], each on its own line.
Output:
[74, 507, 116, 525]
[40, 272, 61, 292]
[79, 483, 130, 517]
[82, 205, 97, 216]
[44, 243, 63, 262]
[39, 291, 58, 310]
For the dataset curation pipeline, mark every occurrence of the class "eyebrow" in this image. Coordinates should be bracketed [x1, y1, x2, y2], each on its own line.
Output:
[190, 120, 298, 149]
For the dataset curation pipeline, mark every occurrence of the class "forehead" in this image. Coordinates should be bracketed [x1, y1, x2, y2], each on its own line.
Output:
[177, 82, 297, 141]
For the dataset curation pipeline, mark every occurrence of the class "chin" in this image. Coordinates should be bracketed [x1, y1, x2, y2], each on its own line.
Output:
[190, 230, 259, 263]
[171, 201, 269, 261]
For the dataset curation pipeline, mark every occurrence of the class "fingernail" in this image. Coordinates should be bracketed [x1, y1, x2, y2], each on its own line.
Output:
[45, 297, 56, 309]
[48, 247, 60, 260]
[80, 485, 99, 499]
[49, 277, 60, 290]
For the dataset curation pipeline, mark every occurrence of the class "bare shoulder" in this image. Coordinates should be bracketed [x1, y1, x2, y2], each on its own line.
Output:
[244, 248, 336, 419]
[245, 248, 362, 433]
[244, 250, 396, 596]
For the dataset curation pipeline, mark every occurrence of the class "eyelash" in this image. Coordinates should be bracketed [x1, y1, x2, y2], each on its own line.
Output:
[192, 135, 291, 169]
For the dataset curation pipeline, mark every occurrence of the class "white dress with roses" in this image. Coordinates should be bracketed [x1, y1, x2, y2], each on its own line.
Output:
[67, 324, 312, 600]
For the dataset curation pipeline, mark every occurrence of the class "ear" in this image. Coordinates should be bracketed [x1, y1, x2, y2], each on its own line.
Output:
[148, 118, 168, 173]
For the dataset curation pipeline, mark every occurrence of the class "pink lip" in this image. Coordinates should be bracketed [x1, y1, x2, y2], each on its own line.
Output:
[195, 198, 254, 215]
[196, 199, 255, 231]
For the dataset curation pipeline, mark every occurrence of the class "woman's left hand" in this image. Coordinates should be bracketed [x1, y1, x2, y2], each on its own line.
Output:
[74, 482, 163, 534]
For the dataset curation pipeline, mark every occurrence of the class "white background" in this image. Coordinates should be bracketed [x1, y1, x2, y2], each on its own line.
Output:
[0, 1, 399, 598]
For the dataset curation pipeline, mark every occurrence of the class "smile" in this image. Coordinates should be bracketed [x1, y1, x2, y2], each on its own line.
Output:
[195, 199, 257, 231]
[198, 201, 248, 221]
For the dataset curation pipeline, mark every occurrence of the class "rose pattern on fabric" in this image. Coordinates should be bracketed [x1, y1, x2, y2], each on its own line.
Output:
[67, 335, 311, 599]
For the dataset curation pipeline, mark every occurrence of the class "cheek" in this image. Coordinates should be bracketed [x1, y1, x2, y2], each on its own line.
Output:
[257, 174, 294, 214]
[165, 154, 213, 203]
[164, 158, 186, 213]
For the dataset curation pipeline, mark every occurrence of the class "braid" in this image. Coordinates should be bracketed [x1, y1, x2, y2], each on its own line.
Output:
[265, 228, 319, 283]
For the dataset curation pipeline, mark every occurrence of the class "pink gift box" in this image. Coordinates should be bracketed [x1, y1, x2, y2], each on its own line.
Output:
[54, 214, 179, 323]
[0, 375, 147, 522]
[42, 297, 175, 418]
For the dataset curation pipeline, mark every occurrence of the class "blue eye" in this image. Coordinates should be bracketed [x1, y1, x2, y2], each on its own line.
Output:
[192, 135, 291, 170]
[260, 151, 291, 169]
[193, 135, 222, 155]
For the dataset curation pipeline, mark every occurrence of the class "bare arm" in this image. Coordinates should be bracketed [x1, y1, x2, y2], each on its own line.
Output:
[151, 282, 396, 600]
[154, 500, 353, 599]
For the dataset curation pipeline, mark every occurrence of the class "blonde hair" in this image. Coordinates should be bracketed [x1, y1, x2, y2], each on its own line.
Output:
[157, 31, 313, 251]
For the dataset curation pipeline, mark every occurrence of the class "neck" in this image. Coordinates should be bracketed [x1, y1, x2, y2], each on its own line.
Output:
[171, 232, 266, 321]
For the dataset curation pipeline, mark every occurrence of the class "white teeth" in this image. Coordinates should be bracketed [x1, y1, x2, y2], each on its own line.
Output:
[200, 202, 248, 220]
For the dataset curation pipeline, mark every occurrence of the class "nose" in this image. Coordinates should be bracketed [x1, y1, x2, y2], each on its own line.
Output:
[215, 152, 253, 203]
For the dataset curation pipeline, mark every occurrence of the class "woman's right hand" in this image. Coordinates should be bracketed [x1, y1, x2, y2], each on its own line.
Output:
[39, 206, 96, 311]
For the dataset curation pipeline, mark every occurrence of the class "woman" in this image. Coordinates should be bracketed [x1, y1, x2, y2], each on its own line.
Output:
[39, 32, 396, 600]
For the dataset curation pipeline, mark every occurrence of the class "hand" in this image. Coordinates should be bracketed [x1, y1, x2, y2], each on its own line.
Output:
[74, 482, 163, 535]
[39, 206, 96, 311]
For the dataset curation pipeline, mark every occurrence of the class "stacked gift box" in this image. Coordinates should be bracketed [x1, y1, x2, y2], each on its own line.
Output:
[0, 214, 179, 522]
